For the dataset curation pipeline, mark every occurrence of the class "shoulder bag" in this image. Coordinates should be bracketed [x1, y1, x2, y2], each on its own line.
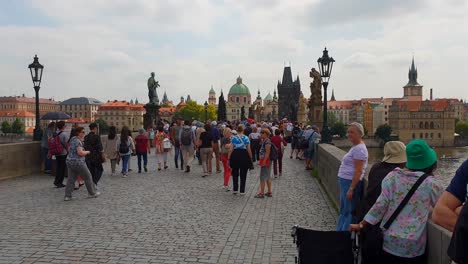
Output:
[361, 173, 429, 261]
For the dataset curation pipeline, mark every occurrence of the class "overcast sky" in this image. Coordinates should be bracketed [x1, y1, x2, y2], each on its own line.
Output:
[1, 0, 467, 104]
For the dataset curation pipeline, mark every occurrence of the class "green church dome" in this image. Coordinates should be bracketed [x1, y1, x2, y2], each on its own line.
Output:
[264, 92, 273, 100]
[228, 76, 251, 95]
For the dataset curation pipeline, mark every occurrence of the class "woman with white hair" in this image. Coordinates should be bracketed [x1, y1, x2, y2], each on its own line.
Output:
[336, 122, 368, 231]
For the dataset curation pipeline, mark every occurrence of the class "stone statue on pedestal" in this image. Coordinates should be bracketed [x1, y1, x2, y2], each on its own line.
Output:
[310, 68, 322, 103]
[147, 72, 160, 105]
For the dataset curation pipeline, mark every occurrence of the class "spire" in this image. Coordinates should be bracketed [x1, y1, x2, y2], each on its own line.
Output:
[331, 89, 336, 101]
[135, 98, 139, 104]
[273, 90, 278, 100]
[130, 99, 134, 104]
[281, 66, 293, 85]
[256, 89, 261, 100]
[406, 56, 420, 86]
[162, 91, 169, 104]
[186, 94, 191, 102]
[236, 76, 242, 84]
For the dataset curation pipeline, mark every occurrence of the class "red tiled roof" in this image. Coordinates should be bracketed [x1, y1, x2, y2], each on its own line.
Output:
[0, 110, 35, 117]
[98, 101, 145, 111]
[0, 96, 58, 104]
[396, 99, 453, 111]
[159, 106, 176, 113]
[328, 100, 357, 109]
[66, 118, 88, 123]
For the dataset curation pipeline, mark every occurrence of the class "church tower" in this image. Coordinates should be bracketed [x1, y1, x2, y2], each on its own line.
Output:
[208, 86, 216, 105]
[277, 65, 301, 121]
[403, 57, 423, 101]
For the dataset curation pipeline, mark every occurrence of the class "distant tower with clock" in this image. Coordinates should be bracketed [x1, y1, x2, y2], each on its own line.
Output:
[403, 57, 423, 101]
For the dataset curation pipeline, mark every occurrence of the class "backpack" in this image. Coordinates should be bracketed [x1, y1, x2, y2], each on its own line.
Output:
[264, 140, 278, 161]
[181, 127, 192, 146]
[119, 138, 130, 154]
[48, 131, 64, 156]
[292, 127, 301, 137]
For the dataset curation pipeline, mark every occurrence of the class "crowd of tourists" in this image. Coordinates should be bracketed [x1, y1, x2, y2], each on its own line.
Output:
[41, 118, 320, 199]
[41, 118, 467, 263]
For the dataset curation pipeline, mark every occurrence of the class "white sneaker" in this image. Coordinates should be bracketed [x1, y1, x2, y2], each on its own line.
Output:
[239, 192, 245, 196]
[122, 173, 127, 178]
[88, 192, 101, 198]
[64, 196, 72, 201]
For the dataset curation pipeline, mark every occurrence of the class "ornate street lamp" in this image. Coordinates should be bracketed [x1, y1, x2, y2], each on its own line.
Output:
[204, 101, 208, 121]
[317, 48, 335, 143]
[28, 55, 44, 141]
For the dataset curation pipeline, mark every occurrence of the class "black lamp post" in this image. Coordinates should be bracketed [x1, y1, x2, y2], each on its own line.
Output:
[28, 55, 44, 141]
[204, 101, 208, 121]
[317, 47, 335, 143]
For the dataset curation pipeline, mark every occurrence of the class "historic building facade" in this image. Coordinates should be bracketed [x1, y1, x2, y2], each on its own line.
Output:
[0, 110, 35, 133]
[226, 76, 252, 121]
[277, 66, 301, 121]
[208, 86, 216, 105]
[59, 97, 102, 122]
[0, 95, 58, 118]
[96, 100, 145, 131]
[251, 90, 279, 121]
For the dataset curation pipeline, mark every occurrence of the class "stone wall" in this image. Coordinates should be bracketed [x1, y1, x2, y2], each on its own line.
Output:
[0, 141, 41, 180]
[314, 144, 452, 264]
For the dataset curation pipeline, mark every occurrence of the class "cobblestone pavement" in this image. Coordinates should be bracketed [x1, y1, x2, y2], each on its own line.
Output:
[0, 147, 336, 264]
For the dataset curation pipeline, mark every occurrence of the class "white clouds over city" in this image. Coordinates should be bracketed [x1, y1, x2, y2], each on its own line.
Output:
[0, 0, 467, 103]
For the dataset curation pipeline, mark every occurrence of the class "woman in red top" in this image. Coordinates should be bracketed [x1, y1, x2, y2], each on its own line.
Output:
[270, 129, 287, 177]
[135, 128, 150, 173]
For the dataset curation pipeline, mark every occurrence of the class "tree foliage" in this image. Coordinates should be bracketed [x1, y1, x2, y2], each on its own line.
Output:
[375, 124, 392, 142]
[328, 112, 339, 127]
[11, 118, 25, 135]
[331, 122, 347, 138]
[175, 101, 217, 122]
[95, 118, 110, 135]
[456, 121, 468, 137]
[1, 121, 11, 134]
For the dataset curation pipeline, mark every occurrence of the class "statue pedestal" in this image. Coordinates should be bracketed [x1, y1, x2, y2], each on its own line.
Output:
[144, 103, 161, 129]
[308, 101, 323, 128]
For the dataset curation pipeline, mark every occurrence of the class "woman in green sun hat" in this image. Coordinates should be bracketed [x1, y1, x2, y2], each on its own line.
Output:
[350, 139, 444, 264]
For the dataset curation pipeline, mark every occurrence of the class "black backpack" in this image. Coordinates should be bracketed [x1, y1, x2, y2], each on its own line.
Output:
[269, 143, 278, 161]
[119, 139, 129, 154]
[181, 128, 192, 146]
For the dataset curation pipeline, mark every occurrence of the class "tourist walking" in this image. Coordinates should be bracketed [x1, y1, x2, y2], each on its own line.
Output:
[135, 128, 150, 173]
[41, 121, 55, 174]
[229, 124, 252, 195]
[336, 122, 368, 231]
[53, 121, 68, 188]
[154, 126, 169, 171]
[117, 126, 135, 177]
[104, 126, 119, 175]
[220, 128, 233, 190]
[195, 122, 205, 165]
[148, 127, 155, 147]
[84, 123, 105, 186]
[179, 120, 195, 173]
[290, 122, 301, 159]
[270, 129, 287, 178]
[170, 118, 184, 170]
[255, 128, 273, 198]
[350, 139, 443, 264]
[198, 123, 213, 177]
[249, 126, 261, 162]
[304, 126, 321, 170]
[64, 127, 100, 201]
[211, 121, 221, 173]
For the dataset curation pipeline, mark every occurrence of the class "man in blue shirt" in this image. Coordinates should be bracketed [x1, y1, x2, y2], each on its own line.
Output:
[433, 159, 468, 231]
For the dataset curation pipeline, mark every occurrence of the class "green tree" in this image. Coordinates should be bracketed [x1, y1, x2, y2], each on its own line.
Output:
[456, 121, 468, 137]
[328, 112, 339, 127]
[95, 118, 110, 135]
[217, 93, 227, 121]
[331, 122, 347, 138]
[11, 118, 25, 135]
[176, 100, 204, 121]
[206, 104, 217, 121]
[375, 124, 392, 142]
[1, 121, 11, 134]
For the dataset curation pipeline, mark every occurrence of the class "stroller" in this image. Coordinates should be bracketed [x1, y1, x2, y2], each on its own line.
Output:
[291, 225, 361, 264]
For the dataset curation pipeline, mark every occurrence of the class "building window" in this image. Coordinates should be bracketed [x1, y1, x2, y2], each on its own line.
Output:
[419, 122, 423, 129]
[430, 122, 434, 129]
[420, 133, 423, 138]
[243, 97, 246, 103]
[438, 133, 441, 138]
[430, 133, 434, 139]
[425, 133, 428, 139]
[236, 97, 239, 103]
[412, 133, 415, 139]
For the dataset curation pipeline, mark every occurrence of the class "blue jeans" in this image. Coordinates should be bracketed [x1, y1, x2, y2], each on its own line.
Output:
[121, 155, 130, 174]
[336, 177, 363, 231]
[41, 147, 52, 172]
[137, 153, 148, 172]
[174, 146, 184, 167]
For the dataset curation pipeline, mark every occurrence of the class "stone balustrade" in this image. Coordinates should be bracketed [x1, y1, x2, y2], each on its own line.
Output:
[314, 143, 452, 264]
[0, 141, 41, 180]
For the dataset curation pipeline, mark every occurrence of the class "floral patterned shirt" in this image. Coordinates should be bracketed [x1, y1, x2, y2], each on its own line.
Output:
[364, 167, 443, 258]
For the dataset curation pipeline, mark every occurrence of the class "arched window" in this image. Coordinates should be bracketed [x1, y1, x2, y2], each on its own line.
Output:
[412, 133, 415, 139]
[425, 122, 429, 129]
[438, 133, 441, 139]
[420, 133, 423, 138]
[236, 97, 239, 103]
[419, 122, 423, 129]
[430, 133, 434, 139]
[430, 122, 434, 129]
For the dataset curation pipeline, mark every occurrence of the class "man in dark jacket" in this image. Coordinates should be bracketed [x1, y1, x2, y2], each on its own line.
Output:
[84, 123, 105, 186]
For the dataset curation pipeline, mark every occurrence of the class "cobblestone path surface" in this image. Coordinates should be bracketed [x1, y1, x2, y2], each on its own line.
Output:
[0, 147, 336, 264]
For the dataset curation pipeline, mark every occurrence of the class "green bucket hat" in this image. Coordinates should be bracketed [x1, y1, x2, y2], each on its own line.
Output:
[406, 139, 437, 170]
